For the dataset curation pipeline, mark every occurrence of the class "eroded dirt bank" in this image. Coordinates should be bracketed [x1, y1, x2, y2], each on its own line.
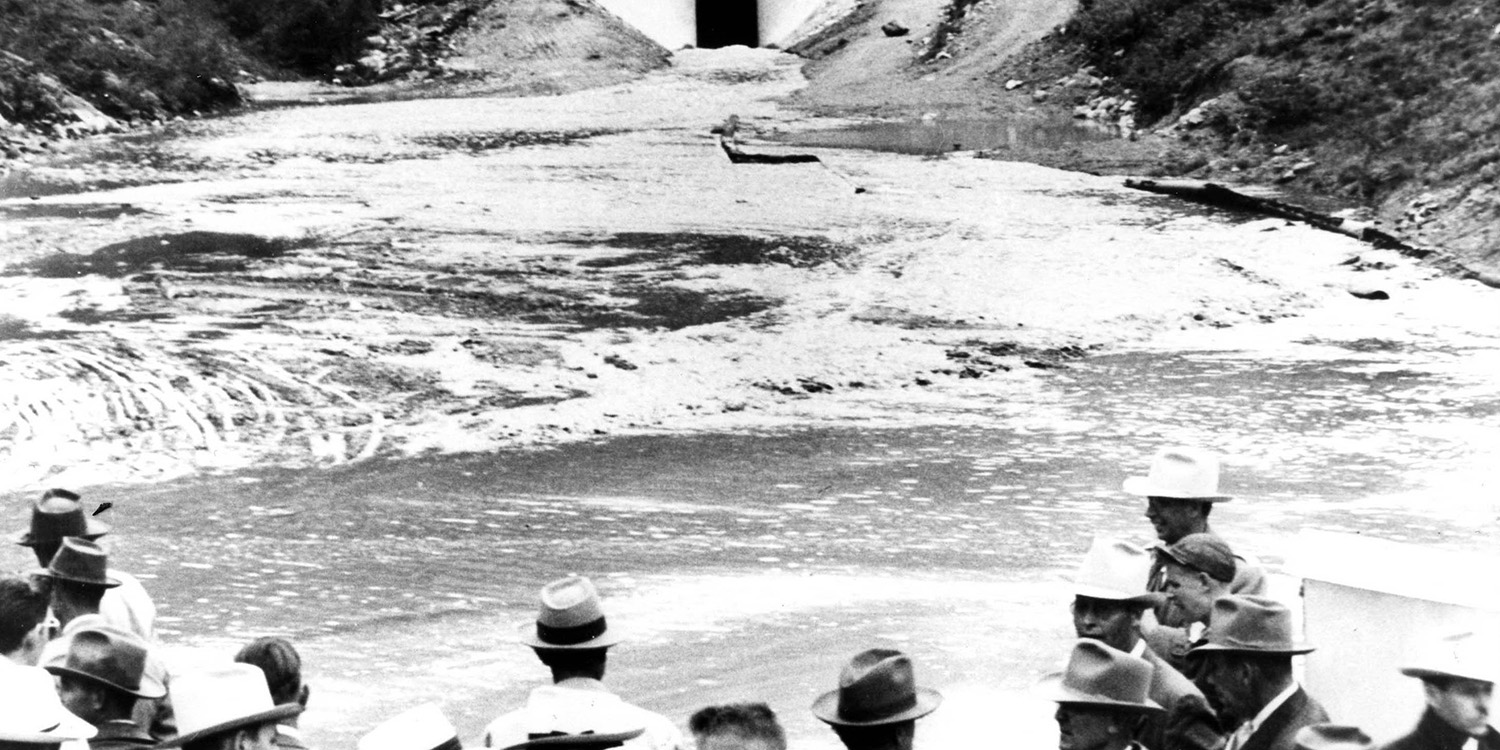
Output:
[1, 47, 1492, 492]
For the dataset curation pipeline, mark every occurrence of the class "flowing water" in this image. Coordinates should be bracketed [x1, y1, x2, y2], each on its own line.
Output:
[6, 345, 1497, 749]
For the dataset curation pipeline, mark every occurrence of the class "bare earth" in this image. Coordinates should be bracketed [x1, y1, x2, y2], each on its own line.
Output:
[1, 3, 1494, 492]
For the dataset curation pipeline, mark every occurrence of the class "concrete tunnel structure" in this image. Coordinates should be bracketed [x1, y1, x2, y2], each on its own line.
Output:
[594, 0, 834, 50]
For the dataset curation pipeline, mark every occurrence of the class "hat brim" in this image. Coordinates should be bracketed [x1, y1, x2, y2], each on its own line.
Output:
[516, 621, 623, 650]
[1121, 477, 1231, 501]
[157, 704, 303, 748]
[13, 519, 111, 547]
[30, 567, 120, 588]
[0, 712, 97, 742]
[497, 729, 645, 750]
[1400, 666, 1499, 684]
[810, 687, 943, 727]
[1073, 585, 1158, 605]
[1041, 675, 1163, 713]
[1187, 642, 1316, 658]
[45, 665, 167, 700]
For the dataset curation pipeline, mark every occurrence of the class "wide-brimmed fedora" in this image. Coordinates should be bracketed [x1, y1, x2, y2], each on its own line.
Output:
[518, 576, 623, 650]
[1187, 595, 1314, 657]
[497, 729, 647, 750]
[31, 537, 120, 588]
[1073, 537, 1156, 603]
[157, 664, 304, 748]
[1156, 533, 1236, 584]
[1294, 724, 1374, 750]
[13, 489, 109, 547]
[812, 648, 943, 727]
[359, 703, 462, 750]
[45, 626, 166, 699]
[1399, 630, 1500, 684]
[1044, 640, 1163, 712]
[1122, 447, 1232, 501]
[0, 665, 98, 742]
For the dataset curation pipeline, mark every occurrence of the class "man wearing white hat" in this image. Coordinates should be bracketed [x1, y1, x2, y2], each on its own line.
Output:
[1069, 538, 1220, 750]
[1047, 640, 1163, 750]
[1381, 631, 1499, 750]
[483, 577, 682, 750]
[0, 665, 97, 750]
[157, 663, 303, 750]
[1122, 448, 1267, 651]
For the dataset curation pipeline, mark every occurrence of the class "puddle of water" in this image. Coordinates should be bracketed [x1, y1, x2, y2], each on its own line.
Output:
[768, 117, 1117, 155]
[0, 202, 150, 221]
[570, 232, 855, 269]
[27, 231, 301, 279]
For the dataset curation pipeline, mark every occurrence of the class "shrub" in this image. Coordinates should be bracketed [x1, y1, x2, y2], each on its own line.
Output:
[210, 0, 383, 72]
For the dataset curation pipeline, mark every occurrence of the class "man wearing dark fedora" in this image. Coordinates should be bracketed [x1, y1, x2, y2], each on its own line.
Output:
[1069, 538, 1221, 750]
[1186, 596, 1327, 750]
[47, 626, 166, 750]
[157, 663, 303, 750]
[483, 576, 683, 750]
[35, 538, 173, 741]
[1381, 630, 1499, 750]
[811, 648, 942, 750]
[14, 489, 155, 640]
[1047, 640, 1163, 750]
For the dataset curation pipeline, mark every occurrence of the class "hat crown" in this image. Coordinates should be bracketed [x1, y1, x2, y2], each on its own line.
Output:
[172, 664, 281, 738]
[1074, 538, 1153, 600]
[62, 627, 149, 693]
[1206, 595, 1306, 652]
[1058, 640, 1155, 707]
[1160, 533, 1236, 583]
[20, 489, 109, 546]
[1294, 724, 1373, 750]
[1125, 447, 1226, 499]
[359, 703, 458, 750]
[1401, 630, 1500, 684]
[0, 665, 97, 741]
[47, 537, 113, 585]
[835, 649, 921, 723]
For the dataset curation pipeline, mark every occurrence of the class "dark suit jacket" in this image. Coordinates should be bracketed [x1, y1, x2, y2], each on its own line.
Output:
[1238, 687, 1329, 750]
[1136, 646, 1224, 750]
[1381, 708, 1500, 750]
[90, 720, 156, 750]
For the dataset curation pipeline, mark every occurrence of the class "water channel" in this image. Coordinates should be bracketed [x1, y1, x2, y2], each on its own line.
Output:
[6, 342, 1498, 749]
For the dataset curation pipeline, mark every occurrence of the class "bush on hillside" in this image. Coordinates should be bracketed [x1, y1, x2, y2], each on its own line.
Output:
[212, 0, 384, 72]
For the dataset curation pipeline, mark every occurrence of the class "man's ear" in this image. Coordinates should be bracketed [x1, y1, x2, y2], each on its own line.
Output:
[1421, 681, 1443, 708]
[298, 684, 311, 708]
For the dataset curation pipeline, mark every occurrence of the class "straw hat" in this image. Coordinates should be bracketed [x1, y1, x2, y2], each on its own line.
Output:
[1122, 447, 1232, 501]
[1157, 533, 1236, 584]
[1045, 640, 1162, 713]
[1294, 724, 1374, 750]
[31, 537, 120, 588]
[812, 648, 943, 727]
[45, 626, 166, 699]
[1187, 596, 1314, 657]
[1073, 538, 1156, 603]
[359, 703, 461, 750]
[158, 664, 304, 747]
[518, 577, 623, 650]
[13, 489, 109, 547]
[0, 665, 97, 742]
[1400, 630, 1500, 684]
[496, 729, 646, 750]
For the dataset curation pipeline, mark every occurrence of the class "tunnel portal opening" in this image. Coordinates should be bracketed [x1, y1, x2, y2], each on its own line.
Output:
[697, 0, 760, 48]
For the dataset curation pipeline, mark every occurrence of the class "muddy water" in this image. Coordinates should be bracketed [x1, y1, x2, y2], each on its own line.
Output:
[767, 116, 1118, 155]
[6, 344, 1497, 749]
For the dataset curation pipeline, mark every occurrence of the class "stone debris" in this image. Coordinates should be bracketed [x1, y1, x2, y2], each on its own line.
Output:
[333, 1, 488, 85]
[881, 21, 910, 37]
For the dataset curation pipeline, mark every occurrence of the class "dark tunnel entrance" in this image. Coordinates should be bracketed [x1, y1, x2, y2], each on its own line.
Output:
[697, 0, 759, 48]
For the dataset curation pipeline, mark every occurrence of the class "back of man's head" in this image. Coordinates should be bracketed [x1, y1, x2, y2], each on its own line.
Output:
[0, 576, 50, 660]
[689, 703, 787, 750]
[534, 647, 608, 682]
[235, 637, 306, 707]
[830, 720, 915, 750]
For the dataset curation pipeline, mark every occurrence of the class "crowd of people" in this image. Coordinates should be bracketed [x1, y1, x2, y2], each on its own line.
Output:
[2, 448, 1496, 750]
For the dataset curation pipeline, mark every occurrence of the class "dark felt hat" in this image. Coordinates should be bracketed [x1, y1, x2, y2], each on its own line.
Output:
[46, 626, 166, 699]
[1157, 533, 1236, 583]
[1188, 595, 1314, 657]
[31, 537, 120, 588]
[13, 489, 109, 547]
[812, 648, 943, 727]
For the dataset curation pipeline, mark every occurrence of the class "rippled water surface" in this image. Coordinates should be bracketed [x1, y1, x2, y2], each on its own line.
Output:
[5, 346, 1497, 749]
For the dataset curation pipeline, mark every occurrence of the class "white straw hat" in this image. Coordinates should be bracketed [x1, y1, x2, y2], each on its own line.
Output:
[1401, 630, 1500, 684]
[359, 703, 461, 750]
[158, 664, 303, 747]
[1072, 538, 1157, 603]
[0, 665, 97, 742]
[1122, 447, 1232, 501]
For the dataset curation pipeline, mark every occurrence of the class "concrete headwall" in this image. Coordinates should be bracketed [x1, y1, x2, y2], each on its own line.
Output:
[760, 0, 829, 47]
[593, 0, 834, 48]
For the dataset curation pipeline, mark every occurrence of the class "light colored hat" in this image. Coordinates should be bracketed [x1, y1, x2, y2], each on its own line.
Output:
[158, 663, 304, 748]
[812, 648, 943, 727]
[1294, 724, 1374, 750]
[519, 576, 623, 650]
[1122, 447, 1232, 501]
[359, 703, 461, 750]
[1073, 538, 1156, 603]
[1400, 630, 1500, 684]
[0, 665, 97, 742]
[497, 730, 646, 750]
[500, 691, 645, 750]
[1188, 596, 1314, 657]
[1045, 640, 1162, 713]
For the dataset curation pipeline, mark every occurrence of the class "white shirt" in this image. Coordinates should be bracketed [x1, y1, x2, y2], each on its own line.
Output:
[1225, 682, 1300, 750]
[483, 678, 684, 750]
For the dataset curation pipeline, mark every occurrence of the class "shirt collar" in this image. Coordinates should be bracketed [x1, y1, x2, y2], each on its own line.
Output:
[278, 724, 305, 740]
[1129, 640, 1147, 658]
[1244, 682, 1300, 737]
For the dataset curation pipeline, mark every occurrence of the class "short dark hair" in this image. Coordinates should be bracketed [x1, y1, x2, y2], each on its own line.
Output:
[0, 576, 49, 653]
[534, 647, 608, 673]
[689, 703, 786, 750]
[235, 637, 303, 705]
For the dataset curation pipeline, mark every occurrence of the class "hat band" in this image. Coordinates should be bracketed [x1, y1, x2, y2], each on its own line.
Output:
[528, 731, 597, 740]
[839, 690, 917, 722]
[535, 616, 608, 646]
